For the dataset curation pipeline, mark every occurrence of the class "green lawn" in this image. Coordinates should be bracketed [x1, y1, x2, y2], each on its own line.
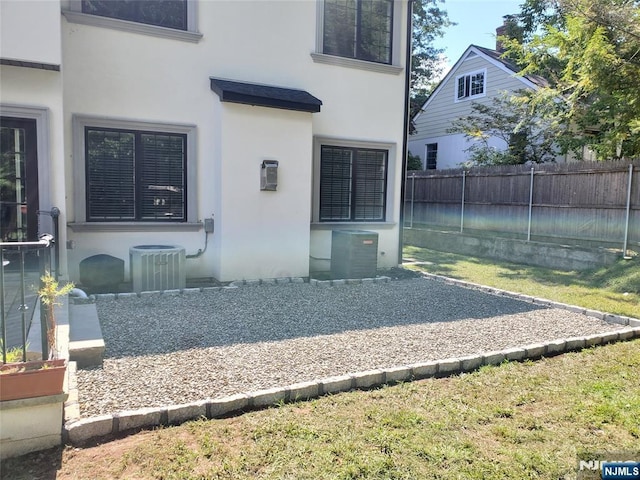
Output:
[3, 248, 639, 479]
[4, 341, 639, 479]
[403, 246, 640, 319]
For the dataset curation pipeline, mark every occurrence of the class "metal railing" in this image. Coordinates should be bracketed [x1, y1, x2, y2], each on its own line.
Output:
[1, 234, 56, 363]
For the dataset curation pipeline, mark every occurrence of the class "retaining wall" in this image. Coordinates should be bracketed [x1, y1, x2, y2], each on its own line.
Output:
[403, 228, 622, 270]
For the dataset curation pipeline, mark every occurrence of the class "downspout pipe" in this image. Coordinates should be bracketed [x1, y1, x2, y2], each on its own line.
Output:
[398, 0, 414, 265]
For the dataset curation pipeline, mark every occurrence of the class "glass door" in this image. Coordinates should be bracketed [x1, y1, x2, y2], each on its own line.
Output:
[0, 117, 39, 242]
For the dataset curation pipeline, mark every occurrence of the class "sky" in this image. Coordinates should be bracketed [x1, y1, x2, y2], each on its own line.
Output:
[433, 0, 524, 68]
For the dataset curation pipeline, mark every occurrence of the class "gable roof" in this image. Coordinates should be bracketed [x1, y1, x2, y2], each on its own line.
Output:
[414, 45, 548, 121]
[472, 45, 548, 89]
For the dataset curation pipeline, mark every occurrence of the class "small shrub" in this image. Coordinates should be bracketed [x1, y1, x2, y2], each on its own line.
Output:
[38, 272, 74, 359]
[0, 340, 26, 364]
[407, 152, 423, 171]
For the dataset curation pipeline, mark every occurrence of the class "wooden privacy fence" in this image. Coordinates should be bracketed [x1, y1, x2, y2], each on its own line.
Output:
[404, 160, 640, 254]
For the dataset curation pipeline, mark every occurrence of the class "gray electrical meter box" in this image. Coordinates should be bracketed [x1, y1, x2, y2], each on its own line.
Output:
[261, 160, 279, 191]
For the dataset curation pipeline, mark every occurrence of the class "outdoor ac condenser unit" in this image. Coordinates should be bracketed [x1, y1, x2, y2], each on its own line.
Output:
[130, 245, 186, 293]
[330, 230, 378, 279]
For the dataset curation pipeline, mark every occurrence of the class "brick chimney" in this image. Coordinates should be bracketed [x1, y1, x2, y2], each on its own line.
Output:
[495, 15, 516, 53]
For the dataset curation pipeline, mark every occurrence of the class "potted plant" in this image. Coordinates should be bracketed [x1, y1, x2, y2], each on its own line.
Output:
[0, 272, 74, 401]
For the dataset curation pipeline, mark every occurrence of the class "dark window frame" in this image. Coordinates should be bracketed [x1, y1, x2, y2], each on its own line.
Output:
[81, 0, 188, 31]
[84, 126, 187, 222]
[319, 145, 388, 222]
[425, 143, 437, 170]
[0, 117, 39, 241]
[322, 0, 394, 65]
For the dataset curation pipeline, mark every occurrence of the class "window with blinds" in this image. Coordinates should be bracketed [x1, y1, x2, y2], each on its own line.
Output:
[323, 0, 393, 65]
[320, 145, 387, 221]
[85, 127, 186, 221]
[81, 0, 188, 30]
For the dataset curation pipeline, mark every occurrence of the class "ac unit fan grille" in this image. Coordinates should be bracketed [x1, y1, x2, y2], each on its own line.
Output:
[130, 245, 186, 293]
[330, 230, 378, 279]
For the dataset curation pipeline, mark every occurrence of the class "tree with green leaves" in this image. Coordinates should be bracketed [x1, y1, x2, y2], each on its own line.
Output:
[410, 1, 453, 118]
[502, 0, 640, 160]
[448, 90, 562, 166]
[407, 151, 424, 170]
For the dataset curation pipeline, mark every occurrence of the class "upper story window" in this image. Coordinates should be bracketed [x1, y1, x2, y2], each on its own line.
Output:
[81, 0, 187, 30]
[456, 69, 486, 101]
[63, 0, 202, 43]
[323, 0, 393, 65]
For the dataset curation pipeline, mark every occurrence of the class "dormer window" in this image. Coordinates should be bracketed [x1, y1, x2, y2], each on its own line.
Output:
[456, 69, 486, 101]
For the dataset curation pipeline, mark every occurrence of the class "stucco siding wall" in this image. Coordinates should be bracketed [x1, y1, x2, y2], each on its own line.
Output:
[59, 0, 408, 282]
[62, 21, 218, 280]
[0, 0, 61, 65]
[0, 66, 67, 272]
[213, 103, 313, 282]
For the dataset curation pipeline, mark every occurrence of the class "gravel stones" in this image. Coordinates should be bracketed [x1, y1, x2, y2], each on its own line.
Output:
[76, 278, 626, 418]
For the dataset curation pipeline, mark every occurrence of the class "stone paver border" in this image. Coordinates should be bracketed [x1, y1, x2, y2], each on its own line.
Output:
[65, 273, 640, 446]
[86, 276, 394, 302]
[64, 325, 640, 446]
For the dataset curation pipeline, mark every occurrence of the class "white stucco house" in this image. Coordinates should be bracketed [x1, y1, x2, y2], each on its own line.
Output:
[1, 0, 412, 284]
[409, 44, 553, 170]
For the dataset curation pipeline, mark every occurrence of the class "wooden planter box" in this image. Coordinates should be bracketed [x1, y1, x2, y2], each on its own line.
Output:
[0, 359, 66, 402]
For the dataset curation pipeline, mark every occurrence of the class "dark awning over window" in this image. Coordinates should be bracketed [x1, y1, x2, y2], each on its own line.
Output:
[210, 78, 322, 113]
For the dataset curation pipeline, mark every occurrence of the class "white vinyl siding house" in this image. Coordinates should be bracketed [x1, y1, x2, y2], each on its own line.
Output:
[409, 46, 543, 170]
[1, 0, 410, 283]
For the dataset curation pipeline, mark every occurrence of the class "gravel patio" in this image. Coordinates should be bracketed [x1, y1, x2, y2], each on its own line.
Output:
[76, 276, 625, 418]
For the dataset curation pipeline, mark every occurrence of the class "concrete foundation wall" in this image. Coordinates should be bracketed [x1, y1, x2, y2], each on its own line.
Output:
[0, 394, 66, 460]
[404, 228, 621, 271]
